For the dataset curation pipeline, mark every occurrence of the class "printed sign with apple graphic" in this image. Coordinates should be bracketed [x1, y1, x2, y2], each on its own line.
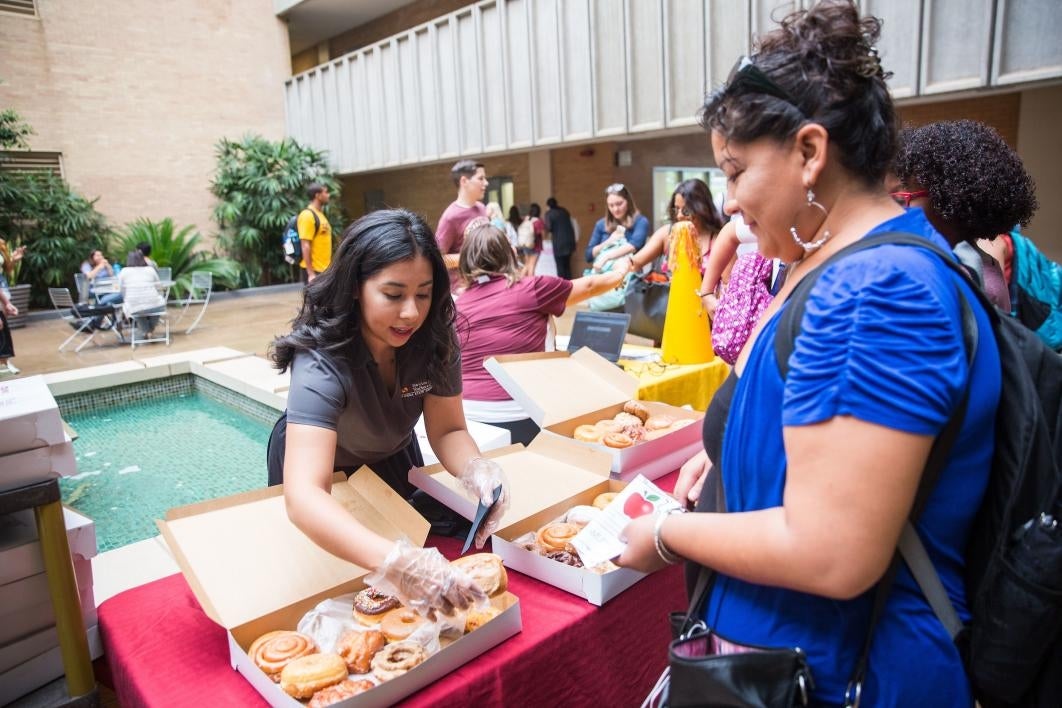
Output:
[571, 475, 682, 567]
[622, 492, 658, 519]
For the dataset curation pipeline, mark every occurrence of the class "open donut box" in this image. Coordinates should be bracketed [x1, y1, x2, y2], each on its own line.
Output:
[483, 348, 703, 481]
[157, 469, 522, 707]
[409, 437, 647, 606]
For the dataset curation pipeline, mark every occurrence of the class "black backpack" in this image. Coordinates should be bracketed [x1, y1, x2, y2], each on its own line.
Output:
[775, 232, 1062, 708]
[282, 209, 319, 264]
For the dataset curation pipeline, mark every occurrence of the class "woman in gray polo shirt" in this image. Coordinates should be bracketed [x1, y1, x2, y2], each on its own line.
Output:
[269, 209, 510, 616]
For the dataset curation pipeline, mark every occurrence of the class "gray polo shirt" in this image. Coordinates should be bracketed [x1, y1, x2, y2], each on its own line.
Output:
[285, 337, 462, 467]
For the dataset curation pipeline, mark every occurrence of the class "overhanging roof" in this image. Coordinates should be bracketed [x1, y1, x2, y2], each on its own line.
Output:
[276, 0, 417, 54]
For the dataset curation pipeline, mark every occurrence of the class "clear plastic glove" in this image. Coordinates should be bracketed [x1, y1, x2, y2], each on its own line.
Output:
[364, 538, 486, 619]
[457, 457, 510, 548]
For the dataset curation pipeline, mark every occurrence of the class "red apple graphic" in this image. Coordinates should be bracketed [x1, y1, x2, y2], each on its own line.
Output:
[623, 492, 656, 518]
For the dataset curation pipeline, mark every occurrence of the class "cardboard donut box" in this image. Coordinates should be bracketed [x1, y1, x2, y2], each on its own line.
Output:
[410, 437, 648, 606]
[483, 348, 703, 481]
[158, 470, 522, 708]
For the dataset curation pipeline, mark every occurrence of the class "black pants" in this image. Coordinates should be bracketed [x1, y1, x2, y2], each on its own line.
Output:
[0, 309, 13, 359]
[554, 253, 573, 280]
[491, 418, 540, 446]
[266, 413, 470, 536]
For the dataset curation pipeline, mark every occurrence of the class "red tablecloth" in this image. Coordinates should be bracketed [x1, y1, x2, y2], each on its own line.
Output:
[96, 473, 687, 707]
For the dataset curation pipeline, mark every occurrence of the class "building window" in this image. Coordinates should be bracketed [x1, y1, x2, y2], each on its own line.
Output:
[486, 177, 514, 216]
[0, 151, 63, 177]
[651, 167, 727, 228]
[0, 0, 38, 18]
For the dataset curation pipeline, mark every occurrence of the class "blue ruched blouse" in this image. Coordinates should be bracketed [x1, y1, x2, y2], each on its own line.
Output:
[705, 209, 1000, 706]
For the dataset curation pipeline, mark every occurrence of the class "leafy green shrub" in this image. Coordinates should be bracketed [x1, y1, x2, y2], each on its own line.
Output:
[110, 218, 242, 297]
[0, 172, 109, 307]
[1, 107, 109, 306]
[211, 135, 342, 287]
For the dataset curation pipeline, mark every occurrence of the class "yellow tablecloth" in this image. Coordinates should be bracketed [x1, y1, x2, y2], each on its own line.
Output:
[619, 346, 731, 411]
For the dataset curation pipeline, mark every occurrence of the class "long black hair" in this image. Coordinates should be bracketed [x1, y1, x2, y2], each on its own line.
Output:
[669, 179, 723, 235]
[271, 209, 457, 378]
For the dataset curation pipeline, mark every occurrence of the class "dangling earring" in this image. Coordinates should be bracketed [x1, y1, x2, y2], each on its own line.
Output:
[790, 188, 832, 253]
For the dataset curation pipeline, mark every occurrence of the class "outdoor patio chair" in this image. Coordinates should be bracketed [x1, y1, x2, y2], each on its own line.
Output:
[73, 272, 90, 304]
[48, 288, 120, 352]
[157, 266, 171, 282]
[174, 271, 212, 334]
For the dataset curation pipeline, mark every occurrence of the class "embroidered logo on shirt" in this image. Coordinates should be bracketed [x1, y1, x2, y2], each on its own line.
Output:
[401, 380, 433, 398]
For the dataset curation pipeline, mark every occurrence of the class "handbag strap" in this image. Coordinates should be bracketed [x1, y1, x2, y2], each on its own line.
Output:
[679, 565, 715, 637]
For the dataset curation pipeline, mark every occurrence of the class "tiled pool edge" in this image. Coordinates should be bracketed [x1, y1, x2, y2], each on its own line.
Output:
[55, 373, 281, 428]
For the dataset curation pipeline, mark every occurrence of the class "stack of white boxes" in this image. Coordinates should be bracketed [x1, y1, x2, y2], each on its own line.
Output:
[0, 376, 102, 704]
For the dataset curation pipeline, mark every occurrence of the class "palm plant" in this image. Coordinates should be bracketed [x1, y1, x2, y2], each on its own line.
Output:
[111, 218, 241, 297]
[211, 135, 341, 286]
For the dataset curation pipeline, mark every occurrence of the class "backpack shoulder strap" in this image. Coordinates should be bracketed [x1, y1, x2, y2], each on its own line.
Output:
[298, 208, 321, 238]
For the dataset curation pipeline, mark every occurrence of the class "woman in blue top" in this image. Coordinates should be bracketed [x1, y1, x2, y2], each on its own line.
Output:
[583, 183, 651, 270]
[616, 2, 1000, 705]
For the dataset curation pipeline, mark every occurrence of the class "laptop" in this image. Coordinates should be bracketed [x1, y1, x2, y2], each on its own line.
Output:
[566, 310, 631, 363]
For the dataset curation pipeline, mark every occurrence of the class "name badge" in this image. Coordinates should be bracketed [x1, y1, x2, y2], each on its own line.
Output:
[400, 380, 433, 398]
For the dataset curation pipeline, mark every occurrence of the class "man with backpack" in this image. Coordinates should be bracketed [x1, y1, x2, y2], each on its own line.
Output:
[286, 182, 332, 283]
[435, 160, 487, 292]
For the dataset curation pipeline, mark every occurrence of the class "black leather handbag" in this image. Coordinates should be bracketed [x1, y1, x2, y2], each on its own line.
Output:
[647, 569, 813, 708]
[624, 272, 669, 343]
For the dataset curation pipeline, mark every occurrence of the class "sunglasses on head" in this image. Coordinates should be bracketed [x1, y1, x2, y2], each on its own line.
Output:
[717, 56, 804, 114]
[891, 190, 929, 208]
[605, 183, 626, 195]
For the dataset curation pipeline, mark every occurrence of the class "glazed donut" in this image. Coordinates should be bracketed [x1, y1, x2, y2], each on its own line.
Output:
[613, 412, 644, 428]
[592, 492, 618, 510]
[250, 630, 317, 682]
[309, 679, 376, 708]
[450, 553, 508, 596]
[535, 521, 580, 552]
[371, 640, 429, 682]
[603, 431, 635, 448]
[670, 417, 697, 430]
[353, 587, 401, 626]
[336, 629, 387, 674]
[573, 424, 603, 443]
[545, 549, 584, 567]
[593, 418, 626, 434]
[380, 607, 429, 643]
[623, 400, 650, 423]
[279, 653, 347, 699]
[564, 504, 601, 526]
[644, 414, 675, 431]
[621, 424, 646, 442]
[644, 428, 672, 441]
[464, 605, 502, 633]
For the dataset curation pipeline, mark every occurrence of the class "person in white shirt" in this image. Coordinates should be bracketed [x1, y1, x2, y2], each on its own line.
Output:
[119, 251, 166, 335]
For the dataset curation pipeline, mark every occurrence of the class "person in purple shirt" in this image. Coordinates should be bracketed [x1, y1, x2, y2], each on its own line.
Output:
[436, 160, 488, 292]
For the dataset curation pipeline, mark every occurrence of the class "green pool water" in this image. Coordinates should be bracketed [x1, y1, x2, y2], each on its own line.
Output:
[60, 391, 273, 552]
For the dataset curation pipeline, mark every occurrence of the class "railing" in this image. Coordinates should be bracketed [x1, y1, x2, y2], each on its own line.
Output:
[283, 0, 1062, 175]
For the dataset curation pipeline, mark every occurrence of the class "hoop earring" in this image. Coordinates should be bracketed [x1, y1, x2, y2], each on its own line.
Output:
[790, 188, 832, 253]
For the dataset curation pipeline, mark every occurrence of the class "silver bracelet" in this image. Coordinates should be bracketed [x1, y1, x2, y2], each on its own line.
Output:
[653, 508, 684, 565]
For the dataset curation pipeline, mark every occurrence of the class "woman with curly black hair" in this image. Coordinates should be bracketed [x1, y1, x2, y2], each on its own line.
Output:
[616, 2, 1000, 704]
[266, 209, 511, 618]
[893, 119, 1039, 310]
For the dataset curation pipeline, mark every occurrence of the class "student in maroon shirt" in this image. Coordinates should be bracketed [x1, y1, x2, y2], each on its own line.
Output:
[436, 160, 488, 292]
[454, 222, 625, 444]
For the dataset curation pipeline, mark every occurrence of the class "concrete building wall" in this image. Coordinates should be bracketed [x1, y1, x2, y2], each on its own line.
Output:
[335, 87, 1062, 273]
[0, 0, 291, 241]
[1018, 85, 1062, 262]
